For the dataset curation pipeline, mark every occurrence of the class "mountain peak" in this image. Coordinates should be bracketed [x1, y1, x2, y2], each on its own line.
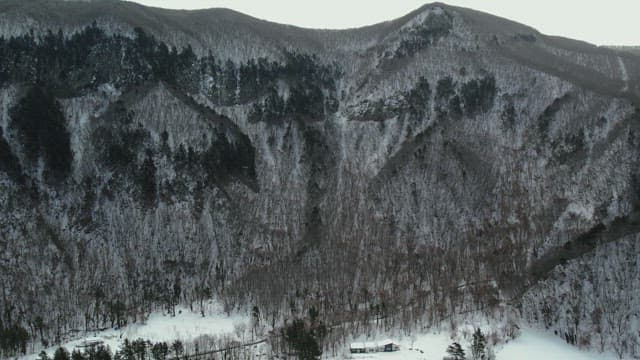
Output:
[0, 0, 635, 100]
[0, 2, 639, 359]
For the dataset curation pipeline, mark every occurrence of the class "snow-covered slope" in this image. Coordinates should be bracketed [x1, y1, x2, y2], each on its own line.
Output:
[0, 1, 639, 359]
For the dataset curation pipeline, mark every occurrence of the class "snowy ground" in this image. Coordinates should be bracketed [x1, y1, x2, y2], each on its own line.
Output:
[20, 302, 249, 360]
[120, 306, 244, 343]
[335, 327, 621, 360]
[21, 307, 624, 360]
[338, 332, 449, 360]
[497, 327, 619, 360]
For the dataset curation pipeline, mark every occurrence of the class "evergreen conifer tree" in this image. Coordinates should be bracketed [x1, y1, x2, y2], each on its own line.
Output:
[53, 347, 70, 360]
[39, 350, 50, 360]
[446, 342, 466, 360]
[471, 328, 487, 360]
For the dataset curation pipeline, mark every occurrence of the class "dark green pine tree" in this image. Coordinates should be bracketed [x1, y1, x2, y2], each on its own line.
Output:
[170, 340, 183, 360]
[53, 347, 71, 360]
[71, 349, 86, 360]
[471, 328, 487, 360]
[0, 127, 24, 183]
[39, 350, 50, 360]
[10, 85, 73, 183]
[283, 319, 322, 360]
[138, 149, 157, 207]
[0, 323, 30, 355]
[223, 59, 238, 104]
[119, 339, 135, 360]
[85, 345, 112, 360]
[131, 339, 147, 360]
[151, 342, 169, 360]
[446, 342, 466, 360]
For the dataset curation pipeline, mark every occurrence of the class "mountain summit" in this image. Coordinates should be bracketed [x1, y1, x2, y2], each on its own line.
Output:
[0, 1, 639, 358]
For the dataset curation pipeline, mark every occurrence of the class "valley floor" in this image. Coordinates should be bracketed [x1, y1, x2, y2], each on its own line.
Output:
[338, 327, 620, 360]
[17, 306, 623, 360]
[18, 303, 249, 360]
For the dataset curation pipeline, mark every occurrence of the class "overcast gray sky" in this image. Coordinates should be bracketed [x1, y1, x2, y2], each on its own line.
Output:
[131, 0, 639, 46]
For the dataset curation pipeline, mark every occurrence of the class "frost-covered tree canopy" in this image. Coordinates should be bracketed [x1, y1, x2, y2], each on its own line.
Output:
[0, 1, 639, 359]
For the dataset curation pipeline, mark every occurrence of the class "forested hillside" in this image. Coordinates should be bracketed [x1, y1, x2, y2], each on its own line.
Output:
[0, 1, 639, 358]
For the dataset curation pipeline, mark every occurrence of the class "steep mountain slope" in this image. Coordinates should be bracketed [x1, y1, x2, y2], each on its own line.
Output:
[0, 1, 639, 358]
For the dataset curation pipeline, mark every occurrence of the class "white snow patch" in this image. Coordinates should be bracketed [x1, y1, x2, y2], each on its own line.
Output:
[550, 201, 596, 238]
[121, 305, 245, 343]
[0, 85, 17, 132]
[401, 7, 445, 32]
[497, 327, 619, 360]
[617, 56, 629, 91]
[565, 202, 595, 220]
[20, 303, 249, 360]
[97, 83, 120, 99]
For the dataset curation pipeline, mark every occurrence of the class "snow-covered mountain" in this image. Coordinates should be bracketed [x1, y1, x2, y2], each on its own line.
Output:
[0, 1, 639, 358]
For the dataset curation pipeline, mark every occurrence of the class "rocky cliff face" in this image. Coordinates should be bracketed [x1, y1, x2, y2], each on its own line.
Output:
[0, 1, 639, 357]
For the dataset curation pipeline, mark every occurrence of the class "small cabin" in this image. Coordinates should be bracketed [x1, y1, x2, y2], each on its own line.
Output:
[349, 339, 399, 353]
[76, 338, 104, 349]
[349, 342, 378, 353]
[350, 342, 366, 353]
[378, 339, 400, 352]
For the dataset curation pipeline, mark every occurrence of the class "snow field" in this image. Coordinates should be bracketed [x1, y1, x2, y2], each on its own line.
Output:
[121, 306, 245, 343]
[20, 303, 249, 360]
[497, 327, 620, 360]
[21, 306, 624, 360]
[338, 327, 621, 359]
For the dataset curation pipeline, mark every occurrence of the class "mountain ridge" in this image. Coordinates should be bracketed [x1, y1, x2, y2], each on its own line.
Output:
[2, 0, 638, 103]
[0, 1, 635, 55]
[0, 1, 640, 359]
